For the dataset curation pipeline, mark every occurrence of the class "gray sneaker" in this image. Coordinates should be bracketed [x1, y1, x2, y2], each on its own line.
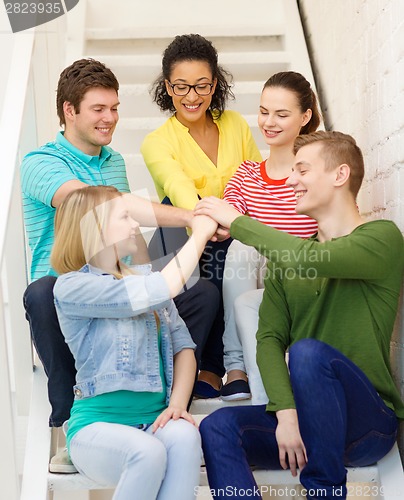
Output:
[49, 448, 77, 474]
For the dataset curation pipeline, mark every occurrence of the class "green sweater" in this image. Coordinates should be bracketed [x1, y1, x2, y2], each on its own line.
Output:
[231, 217, 404, 419]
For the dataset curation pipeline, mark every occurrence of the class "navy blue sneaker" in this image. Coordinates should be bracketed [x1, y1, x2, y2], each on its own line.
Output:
[220, 380, 251, 401]
[193, 380, 221, 399]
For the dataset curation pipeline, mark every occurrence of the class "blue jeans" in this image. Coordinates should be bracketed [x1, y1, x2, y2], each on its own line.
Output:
[148, 196, 231, 377]
[199, 237, 232, 377]
[200, 339, 398, 499]
[24, 275, 219, 427]
[69, 419, 202, 499]
[24, 276, 76, 427]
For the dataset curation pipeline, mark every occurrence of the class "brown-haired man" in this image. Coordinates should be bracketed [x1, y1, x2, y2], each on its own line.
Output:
[195, 131, 404, 499]
[21, 58, 219, 473]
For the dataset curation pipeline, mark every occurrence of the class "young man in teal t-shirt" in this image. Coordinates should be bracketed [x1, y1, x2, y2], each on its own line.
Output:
[21, 58, 220, 473]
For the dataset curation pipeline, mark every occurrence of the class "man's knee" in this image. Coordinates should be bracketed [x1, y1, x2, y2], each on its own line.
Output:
[24, 276, 57, 312]
[289, 339, 324, 361]
[188, 278, 220, 308]
[175, 278, 220, 316]
[200, 407, 234, 440]
[289, 339, 327, 379]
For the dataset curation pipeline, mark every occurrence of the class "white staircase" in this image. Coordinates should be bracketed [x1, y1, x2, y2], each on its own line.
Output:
[71, 0, 318, 201]
[19, 2, 404, 500]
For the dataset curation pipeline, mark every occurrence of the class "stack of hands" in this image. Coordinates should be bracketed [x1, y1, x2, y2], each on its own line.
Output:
[192, 196, 243, 241]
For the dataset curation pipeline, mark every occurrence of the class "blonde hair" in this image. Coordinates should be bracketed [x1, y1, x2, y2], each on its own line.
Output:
[51, 185, 124, 276]
[293, 131, 364, 197]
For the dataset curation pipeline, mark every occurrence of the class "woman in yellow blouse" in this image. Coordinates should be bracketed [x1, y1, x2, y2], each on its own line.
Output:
[141, 34, 262, 397]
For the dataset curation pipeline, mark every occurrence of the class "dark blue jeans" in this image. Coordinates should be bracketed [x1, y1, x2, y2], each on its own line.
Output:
[200, 339, 398, 499]
[148, 196, 232, 378]
[198, 237, 232, 377]
[24, 276, 76, 427]
[24, 275, 219, 427]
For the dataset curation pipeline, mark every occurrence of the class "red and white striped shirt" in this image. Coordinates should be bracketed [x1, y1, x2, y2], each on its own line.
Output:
[223, 160, 318, 238]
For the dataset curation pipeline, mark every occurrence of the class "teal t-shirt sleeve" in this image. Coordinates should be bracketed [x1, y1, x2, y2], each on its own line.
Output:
[21, 152, 80, 207]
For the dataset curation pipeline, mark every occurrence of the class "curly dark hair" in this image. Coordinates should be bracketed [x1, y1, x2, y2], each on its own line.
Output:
[151, 34, 234, 118]
[56, 58, 119, 126]
[263, 71, 321, 134]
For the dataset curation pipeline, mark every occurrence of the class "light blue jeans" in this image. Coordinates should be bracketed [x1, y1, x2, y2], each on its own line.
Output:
[222, 241, 266, 375]
[69, 419, 202, 499]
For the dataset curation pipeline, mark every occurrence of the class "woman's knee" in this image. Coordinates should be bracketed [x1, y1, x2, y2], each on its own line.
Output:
[129, 436, 167, 473]
[234, 289, 263, 314]
[159, 419, 201, 451]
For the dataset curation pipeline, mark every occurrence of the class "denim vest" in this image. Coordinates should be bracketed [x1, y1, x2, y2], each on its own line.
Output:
[54, 264, 196, 404]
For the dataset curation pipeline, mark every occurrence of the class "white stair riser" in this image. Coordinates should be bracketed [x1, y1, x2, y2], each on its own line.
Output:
[85, 34, 285, 57]
[84, 0, 286, 38]
[117, 90, 270, 119]
[111, 122, 265, 154]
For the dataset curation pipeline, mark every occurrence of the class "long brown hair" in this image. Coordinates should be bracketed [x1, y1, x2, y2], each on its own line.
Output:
[263, 71, 321, 134]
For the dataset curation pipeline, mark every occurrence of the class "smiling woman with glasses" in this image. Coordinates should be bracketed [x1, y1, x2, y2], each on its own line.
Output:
[141, 33, 262, 401]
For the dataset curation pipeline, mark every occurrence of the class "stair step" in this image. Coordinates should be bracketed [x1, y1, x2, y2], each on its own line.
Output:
[94, 51, 290, 68]
[112, 115, 265, 153]
[119, 81, 264, 99]
[84, 0, 287, 45]
[118, 114, 259, 131]
[85, 34, 285, 58]
[48, 463, 380, 491]
[190, 397, 252, 415]
[85, 24, 285, 43]
[117, 81, 265, 118]
[120, 153, 158, 199]
[88, 51, 290, 85]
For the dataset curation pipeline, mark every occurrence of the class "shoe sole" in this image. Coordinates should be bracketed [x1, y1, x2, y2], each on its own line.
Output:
[49, 464, 78, 474]
[193, 394, 220, 400]
[220, 393, 251, 402]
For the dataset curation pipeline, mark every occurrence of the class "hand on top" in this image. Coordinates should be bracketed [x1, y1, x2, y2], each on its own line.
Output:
[194, 197, 242, 230]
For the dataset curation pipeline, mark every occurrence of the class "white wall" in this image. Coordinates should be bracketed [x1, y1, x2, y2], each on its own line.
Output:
[299, 0, 404, 452]
[0, 9, 15, 113]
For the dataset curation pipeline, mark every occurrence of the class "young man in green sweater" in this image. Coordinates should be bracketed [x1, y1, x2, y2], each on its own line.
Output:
[196, 131, 404, 499]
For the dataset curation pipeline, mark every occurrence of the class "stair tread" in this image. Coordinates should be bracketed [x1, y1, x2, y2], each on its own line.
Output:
[118, 114, 259, 130]
[86, 24, 285, 40]
[119, 81, 266, 95]
[87, 51, 290, 66]
[48, 463, 379, 491]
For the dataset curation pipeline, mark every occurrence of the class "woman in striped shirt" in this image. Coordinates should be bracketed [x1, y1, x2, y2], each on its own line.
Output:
[221, 71, 321, 402]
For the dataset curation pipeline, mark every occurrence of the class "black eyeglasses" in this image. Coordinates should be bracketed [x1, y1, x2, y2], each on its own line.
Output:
[167, 82, 214, 96]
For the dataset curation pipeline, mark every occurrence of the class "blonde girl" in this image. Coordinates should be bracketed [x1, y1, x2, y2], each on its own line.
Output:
[51, 185, 216, 499]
